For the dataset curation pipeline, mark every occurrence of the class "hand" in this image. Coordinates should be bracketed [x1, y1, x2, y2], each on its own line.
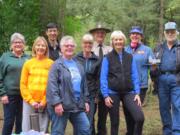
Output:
[31, 102, 39, 110]
[105, 96, 113, 108]
[94, 97, 99, 104]
[134, 94, 141, 106]
[85, 103, 90, 113]
[1, 95, 9, 104]
[38, 102, 45, 110]
[54, 103, 64, 116]
[151, 64, 158, 71]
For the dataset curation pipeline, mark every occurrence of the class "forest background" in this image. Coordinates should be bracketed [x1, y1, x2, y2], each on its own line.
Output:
[0, 0, 180, 55]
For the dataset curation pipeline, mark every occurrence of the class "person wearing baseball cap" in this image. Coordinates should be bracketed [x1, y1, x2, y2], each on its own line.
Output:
[151, 21, 180, 135]
[124, 26, 154, 135]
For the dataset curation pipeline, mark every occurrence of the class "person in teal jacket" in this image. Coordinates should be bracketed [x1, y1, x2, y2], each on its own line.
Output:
[0, 33, 29, 135]
[124, 26, 154, 135]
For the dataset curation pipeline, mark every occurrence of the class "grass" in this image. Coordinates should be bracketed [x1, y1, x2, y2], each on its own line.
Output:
[0, 93, 162, 135]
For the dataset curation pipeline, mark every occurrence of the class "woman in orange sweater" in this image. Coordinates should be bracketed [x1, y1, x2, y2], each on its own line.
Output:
[20, 36, 53, 132]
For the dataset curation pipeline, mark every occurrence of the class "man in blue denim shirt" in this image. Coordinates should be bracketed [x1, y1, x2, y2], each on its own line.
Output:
[151, 22, 180, 135]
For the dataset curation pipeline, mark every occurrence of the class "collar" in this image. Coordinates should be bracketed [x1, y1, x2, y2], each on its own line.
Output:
[9, 51, 26, 58]
[76, 51, 98, 60]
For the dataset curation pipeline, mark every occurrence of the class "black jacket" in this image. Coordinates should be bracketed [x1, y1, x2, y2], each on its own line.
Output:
[107, 49, 133, 93]
[75, 52, 100, 98]
[48, 42, 60, 61]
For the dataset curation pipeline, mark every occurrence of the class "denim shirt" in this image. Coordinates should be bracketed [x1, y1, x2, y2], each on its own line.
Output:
[125, 44, 154, 88]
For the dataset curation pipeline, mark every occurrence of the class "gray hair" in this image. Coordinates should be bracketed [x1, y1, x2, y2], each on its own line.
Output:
[82, 33, 94, 42]
[60, 35, 77, 48]
[110, 30, 127, 45]
[10, 32, 25, 44]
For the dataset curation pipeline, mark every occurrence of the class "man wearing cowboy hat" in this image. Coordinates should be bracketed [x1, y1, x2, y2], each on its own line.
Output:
[89, 22, 112, 135]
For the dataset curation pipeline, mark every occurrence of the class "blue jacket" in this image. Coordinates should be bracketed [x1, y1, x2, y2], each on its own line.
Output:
[100, 51, 140, 98]
[46, 57, 89, 112]
[125, 44, 154, 88]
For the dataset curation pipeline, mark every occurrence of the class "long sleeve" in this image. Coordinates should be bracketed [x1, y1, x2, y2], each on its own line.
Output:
[20, 62, 34, 104]
[46, 62, 62, 106]
[131, 57, 140, 94]
[0, 54, 6, 96]
[100, 57, 110, 98]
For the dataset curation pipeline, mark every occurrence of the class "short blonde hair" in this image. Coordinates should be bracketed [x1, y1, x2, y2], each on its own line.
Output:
[32, 36, 49, 57]
[110, 30, 127, 45]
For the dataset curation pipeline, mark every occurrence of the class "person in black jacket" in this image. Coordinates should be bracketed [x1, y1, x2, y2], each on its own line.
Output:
[46, 22, 61, 60]
[75, 34, 100, 135]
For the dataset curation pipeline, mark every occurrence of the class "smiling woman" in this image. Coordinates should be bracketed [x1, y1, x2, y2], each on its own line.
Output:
[20, 36, 53, 132]
[0, 33, 29, 135]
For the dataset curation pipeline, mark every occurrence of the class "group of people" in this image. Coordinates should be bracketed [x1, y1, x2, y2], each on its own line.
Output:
[0, 21, 180, 135]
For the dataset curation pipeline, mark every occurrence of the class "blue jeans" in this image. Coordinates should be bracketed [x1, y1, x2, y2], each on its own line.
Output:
[2, 95, 22, 135]
[48, 106, 90, 135]
[87, 97, 97, 135]
[158, 74, 180, 135]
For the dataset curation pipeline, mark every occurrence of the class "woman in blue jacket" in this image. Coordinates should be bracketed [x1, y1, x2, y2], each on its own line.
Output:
[125, 26, 154, 135]
[100, 30, 144, 135]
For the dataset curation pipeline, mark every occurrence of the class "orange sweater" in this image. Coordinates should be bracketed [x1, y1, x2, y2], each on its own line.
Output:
[20, 57, 53, 105]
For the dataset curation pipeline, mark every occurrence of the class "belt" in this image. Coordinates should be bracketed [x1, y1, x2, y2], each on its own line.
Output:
[160, 70, 176, 75]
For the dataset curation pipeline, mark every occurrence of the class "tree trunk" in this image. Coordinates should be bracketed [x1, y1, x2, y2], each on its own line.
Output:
[158, 0, 164, 44]
[39, 0, 66, 37]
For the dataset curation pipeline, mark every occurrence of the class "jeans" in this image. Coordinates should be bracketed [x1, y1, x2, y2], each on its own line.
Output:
[87, 97, 97, 135]
[2, 95, 22, 135]
[158, 74, 180, 135]
[48, 106, 90, 135]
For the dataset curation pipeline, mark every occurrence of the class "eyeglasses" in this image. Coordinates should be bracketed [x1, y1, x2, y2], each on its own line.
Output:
[64, 44, 75, 48]
[83, 41, 93, 44]
[13, 41, 23, 44]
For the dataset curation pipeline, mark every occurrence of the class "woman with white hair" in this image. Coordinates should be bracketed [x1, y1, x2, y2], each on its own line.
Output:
[75, 33, 100, 135]
[100, 30, 144, 135]
[46, 35, 90, 135]
[0, 32, 29, 135]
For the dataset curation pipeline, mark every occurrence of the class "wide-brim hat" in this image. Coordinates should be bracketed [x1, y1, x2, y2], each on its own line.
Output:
[130, 26, 143, 35]
[89, 23, 111, 33]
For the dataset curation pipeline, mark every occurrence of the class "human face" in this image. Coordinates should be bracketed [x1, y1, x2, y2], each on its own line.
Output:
[61, 40, 76, 59]
[34, 40, 47, 57]
[82, 40, 93, 53]
[164, 30, 177, 42]
[11, 39, 24, 54]
[93, 30, 106, 44]
[46, 28, 59, 42]
[130, 33, 142, 43]
[112, 36, 125, 52]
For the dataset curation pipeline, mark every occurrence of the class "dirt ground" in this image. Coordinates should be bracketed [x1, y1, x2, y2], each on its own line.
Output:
[0, 94, 162, 135]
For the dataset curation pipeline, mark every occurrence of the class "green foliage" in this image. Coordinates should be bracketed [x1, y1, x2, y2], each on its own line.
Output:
[0, 0, 40, 54]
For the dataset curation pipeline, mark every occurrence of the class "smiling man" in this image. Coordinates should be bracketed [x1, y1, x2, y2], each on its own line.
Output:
[151, 22, 180, 135]
[46, 22, 60, 60]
